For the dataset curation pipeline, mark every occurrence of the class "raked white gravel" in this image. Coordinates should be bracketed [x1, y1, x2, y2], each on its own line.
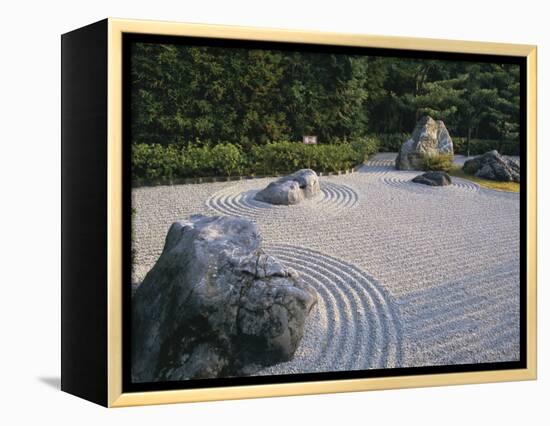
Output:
[132, 153, 520, 374]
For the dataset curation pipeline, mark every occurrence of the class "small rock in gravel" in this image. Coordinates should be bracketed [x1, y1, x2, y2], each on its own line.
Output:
[412, 171, 452, 186]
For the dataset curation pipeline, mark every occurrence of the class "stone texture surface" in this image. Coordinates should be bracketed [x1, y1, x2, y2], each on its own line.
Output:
[132, 215, 317, 382]
[254, 169, 320, 205]
[395, 116, 454, 170]
[463, 150, 520, 182]
[412, 171, 452, 186]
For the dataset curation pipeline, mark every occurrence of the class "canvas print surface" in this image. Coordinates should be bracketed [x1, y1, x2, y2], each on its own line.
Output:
[128, 38, 522, 385]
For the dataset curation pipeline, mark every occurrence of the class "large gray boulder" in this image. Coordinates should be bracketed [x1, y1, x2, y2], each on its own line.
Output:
[132, 215, 317, 382]
[462, 150, 520, 182]
[254, 169, 320, 205]
[395, 116, 454, 170]
[412, 171, 452, 186]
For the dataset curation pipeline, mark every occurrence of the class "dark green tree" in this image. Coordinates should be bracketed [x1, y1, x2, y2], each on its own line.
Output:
[130, 42, 521, 153]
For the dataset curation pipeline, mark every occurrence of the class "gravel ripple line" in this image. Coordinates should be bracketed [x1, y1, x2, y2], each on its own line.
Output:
[256, 244, 402, 375]
[357, 161, 394, 177]
[364, 159, 395, 168]
[381, 175, 479, 194]
[272, 245, 402, 368]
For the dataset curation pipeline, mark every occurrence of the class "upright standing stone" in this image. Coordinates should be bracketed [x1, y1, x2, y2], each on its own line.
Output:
[395, 116, 454, 170]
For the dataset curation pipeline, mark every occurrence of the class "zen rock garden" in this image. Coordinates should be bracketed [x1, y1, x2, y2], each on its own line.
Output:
[131, 115, 521, 380]
[127, 42, 524, 381]
[132, 215, 317, 382]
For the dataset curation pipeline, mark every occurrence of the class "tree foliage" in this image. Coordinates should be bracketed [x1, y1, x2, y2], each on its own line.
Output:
[131, 42, 521, 149]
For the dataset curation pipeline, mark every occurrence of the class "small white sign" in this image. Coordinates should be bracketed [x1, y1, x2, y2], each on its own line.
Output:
[303, 135, 317, 145]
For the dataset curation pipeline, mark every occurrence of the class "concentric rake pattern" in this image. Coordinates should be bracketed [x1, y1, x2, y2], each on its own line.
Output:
[357, 159, 395, 178]
[206, 181, 358, 219]
[258, 244, 402, 374]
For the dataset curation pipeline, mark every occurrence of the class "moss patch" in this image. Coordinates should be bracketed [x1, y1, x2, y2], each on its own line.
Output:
[421, 153, 454, 172]
[449, 166, 519, 193]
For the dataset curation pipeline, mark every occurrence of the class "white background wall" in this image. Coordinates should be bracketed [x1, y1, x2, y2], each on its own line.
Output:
[0, 0, 546, 424]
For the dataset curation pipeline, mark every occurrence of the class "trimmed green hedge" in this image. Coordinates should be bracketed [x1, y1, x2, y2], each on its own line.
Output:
[352, 136, 380, 163]
[131, 134, 518, 182]
[132, 139, 378, 182]
[132, 143, 184, 181]
[250, 142, 356, 175]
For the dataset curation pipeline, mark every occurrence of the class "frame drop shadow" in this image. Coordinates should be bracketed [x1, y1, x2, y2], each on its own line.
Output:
[38, 376, 61, 390]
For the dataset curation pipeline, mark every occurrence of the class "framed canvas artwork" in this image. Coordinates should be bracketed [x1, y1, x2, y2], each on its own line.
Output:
[61, 18, 537, 407]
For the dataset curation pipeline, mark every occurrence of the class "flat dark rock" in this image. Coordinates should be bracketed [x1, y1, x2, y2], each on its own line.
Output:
[412, 171, 452, 186]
